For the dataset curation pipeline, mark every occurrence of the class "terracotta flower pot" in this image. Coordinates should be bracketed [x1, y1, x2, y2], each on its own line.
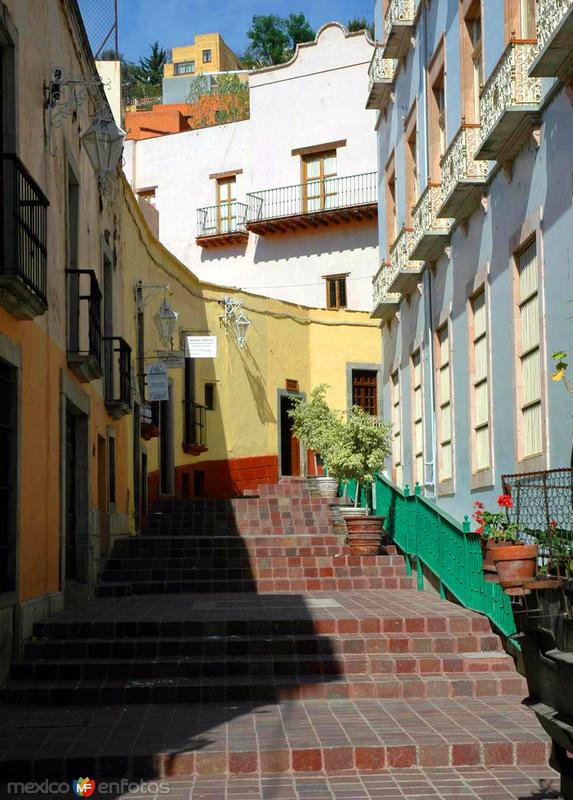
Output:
[482, 540, 507, 584]
[493, 543, 538, 589]
[345, 516, 385, 555]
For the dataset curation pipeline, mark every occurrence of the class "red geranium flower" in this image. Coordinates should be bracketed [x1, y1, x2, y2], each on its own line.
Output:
[473, 500, 484, 509]
[497, 494, 513, 509]
[476, 525, 484, 535]
[549, 519, 557, 530]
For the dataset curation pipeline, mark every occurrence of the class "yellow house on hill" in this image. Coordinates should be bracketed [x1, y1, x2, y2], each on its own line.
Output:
[164, 33, 242, 78]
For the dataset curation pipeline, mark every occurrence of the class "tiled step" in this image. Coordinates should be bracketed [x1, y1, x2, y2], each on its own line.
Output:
[31, 592, 498, 640]
[143, 526, 336, 537]
[10, 652, 517, 683]
[0, 698, 549, 780]
[112, 536, 349, 557]
[24, 630, 502, 661]
[103, 554, 406, 570]
[1, 669, 526, 706]
[95, 576, 416, 596]
[99, 564, 409, 582]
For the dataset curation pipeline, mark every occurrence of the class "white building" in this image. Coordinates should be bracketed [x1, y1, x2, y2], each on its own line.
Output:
[124, 23, 379, 311]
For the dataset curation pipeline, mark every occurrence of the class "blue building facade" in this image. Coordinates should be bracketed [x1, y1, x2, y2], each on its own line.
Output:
[369, 0, 573, 521]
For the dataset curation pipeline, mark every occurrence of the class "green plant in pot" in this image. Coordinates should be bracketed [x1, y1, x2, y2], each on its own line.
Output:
[473, 495, 538, 590]
[325, 407, 392, 554]
[288, 384, 341, 499]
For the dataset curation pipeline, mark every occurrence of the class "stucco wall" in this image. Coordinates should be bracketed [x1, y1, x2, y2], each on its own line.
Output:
[375, 0, 573, 522]
[125, 24, 379, 311]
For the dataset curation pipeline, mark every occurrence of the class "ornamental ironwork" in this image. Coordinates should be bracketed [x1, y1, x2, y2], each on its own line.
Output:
[478, 41, 541, 150]
[440, 125, 490, 203]
[411, 183, 452, 249]
[384, 0, 416, 40]
[535, 0, 573, 54]
[372, 263, 400, 308]
[368, 47, 398, 96]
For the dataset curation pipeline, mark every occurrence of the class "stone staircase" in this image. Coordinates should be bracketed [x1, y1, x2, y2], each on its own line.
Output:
[0, 477, 555, 790]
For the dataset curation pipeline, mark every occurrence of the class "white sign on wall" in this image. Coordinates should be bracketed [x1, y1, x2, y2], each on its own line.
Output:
[185, 335, 218, 359]
[147, 362, 169, 401]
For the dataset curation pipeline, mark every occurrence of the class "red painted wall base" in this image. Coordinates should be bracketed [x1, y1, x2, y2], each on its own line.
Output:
[148, 454, 279, 505]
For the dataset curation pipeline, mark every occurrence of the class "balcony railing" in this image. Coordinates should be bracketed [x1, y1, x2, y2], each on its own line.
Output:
[246, 172, 377, 233]
[439, 124, 491, 220]
[388, 227, 424, 291]
[372, 262, 401, 321]
[530, 0, 573, 78]
[196, 202, 249, 246]
[0, 154, 49, 319]
[410, 183, 453, 260]
[366, 46, 398, 110]
[66, 270, 103, 382]
[383, 0, 416, 58]
[477, 41, 541, 161]
[183, 401, 207, 454]
[103, 336, 132, 419]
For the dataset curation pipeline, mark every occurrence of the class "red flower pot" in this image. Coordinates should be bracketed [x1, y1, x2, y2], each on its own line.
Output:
[492, 543, 538, 589]
[345, 516, 385, 555]
[482, 540, 507, 584]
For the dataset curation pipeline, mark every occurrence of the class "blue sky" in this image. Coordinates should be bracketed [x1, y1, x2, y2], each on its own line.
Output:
[114, 0, 374, 62]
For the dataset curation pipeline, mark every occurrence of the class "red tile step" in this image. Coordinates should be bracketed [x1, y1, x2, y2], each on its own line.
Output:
[0, 698, 550, 780]
[11, 650, 517, 682]
[95, 576, 416, 596]
[23, 630, 503, 661]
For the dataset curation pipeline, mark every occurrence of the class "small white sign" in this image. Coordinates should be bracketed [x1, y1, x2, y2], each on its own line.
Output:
[185, 335, 218, 359]
[147, 362, 169, 401]
[157, 350, 185, 369]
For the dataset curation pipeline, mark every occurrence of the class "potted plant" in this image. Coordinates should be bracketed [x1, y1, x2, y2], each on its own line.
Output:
[324, 407, 392, 555]
[473, 495, 538, 590]
[288, 384, 341, 499]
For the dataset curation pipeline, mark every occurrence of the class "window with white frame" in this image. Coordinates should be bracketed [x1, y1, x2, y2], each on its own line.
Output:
[471, 289, 490, 471]
[517, 239, 543, 459]
[390, 370, 403, 486]
[436, 325, 453, 483]
[411, 351, 424, 488]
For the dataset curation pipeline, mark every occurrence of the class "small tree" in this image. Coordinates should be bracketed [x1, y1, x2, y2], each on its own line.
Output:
[347, 17, 375, 39]
[133, 41, 167, 90]
[241, 13, 315, 68]
[288, 384, 340, 472]
[325, 407, 392, 506]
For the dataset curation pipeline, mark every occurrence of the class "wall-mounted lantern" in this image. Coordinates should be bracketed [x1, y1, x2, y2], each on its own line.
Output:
[81, 113, 125, 187]
[153, 295, 179, 349]
[220, 296, 251, 349]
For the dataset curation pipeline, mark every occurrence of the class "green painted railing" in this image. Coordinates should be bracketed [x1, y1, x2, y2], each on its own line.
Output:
[341, 474, 516, 639]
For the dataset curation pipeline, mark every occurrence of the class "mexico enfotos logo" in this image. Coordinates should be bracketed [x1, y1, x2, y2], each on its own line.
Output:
[7, 778, 170, 795]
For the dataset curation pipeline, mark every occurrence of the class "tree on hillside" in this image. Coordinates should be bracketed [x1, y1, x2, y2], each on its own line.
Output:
[241, 13, 315, 68]
[133, 41, 167, 89]
[185, 74, 250, 128]
[347, 17, 375, 39]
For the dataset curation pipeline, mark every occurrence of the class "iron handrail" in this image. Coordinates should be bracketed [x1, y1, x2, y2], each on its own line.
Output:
[66, 269, 102, 365]
[247, 172, 377, 223]
[196, 202, 248, 237]
[102, 336, 132, 407]
[183, 400, 207, 447]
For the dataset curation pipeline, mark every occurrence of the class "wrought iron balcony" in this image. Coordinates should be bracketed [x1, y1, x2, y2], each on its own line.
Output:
[371, 262, 401, 321]
[387, 227, 424, 293]
[183, 401, 207, 455]
[438, 125, 491, 220]
[103, 336, 132, 419]
[0, 154, 49, 319]
[66, 270, 103, 383]
[366, 46, 398, 110]
[383, 0, 416, 59]
[371, 227, 424, 319]
[530, 0, 573, 78]
[476, 41, 541, 162]
[410, 183, 453, 260]
[246, 172, 377, 235]
[141, 401, 160, 440]
[196, 202, 249, 247]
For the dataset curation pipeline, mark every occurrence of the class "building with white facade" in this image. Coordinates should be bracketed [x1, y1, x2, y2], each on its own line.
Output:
[124, 23, 380, 312]
[369, 0, 573, 521]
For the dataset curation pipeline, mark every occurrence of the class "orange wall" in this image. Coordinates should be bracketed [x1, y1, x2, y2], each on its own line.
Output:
[0, 308, 130, 603]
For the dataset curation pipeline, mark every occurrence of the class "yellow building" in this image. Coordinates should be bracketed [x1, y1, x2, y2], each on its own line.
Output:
[164, 33, 242, 78]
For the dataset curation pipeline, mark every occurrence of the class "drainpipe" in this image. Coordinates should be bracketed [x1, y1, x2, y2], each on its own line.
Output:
[421, 0, 437, 499]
